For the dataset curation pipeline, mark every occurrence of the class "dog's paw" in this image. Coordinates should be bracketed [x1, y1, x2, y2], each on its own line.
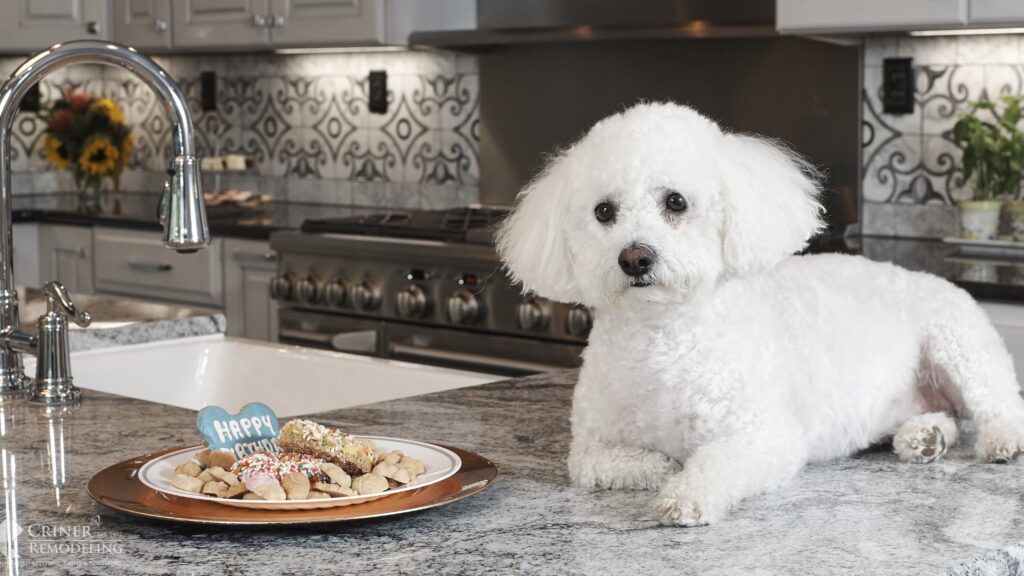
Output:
[655, 493, 705, 526]
[894, 425, 947, 464]
[569, 443, 681, 491]
[977, 422, 1024, 463]
[654, 484, 723, 527]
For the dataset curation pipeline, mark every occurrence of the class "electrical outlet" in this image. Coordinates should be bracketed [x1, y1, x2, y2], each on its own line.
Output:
[369, 70, 387, 114]
[200, 71, 217, 112]
[882, 58, 914, 115]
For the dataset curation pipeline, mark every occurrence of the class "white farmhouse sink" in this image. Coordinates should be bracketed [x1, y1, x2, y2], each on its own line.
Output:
[24, 335, 499, 417]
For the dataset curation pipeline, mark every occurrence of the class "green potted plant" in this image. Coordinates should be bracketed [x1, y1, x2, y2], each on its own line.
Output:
[952, 94, 1024, 241]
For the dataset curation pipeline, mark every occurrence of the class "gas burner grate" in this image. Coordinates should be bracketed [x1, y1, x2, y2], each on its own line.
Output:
[441, 207, 510, 233]
[301, 206, 510, 244]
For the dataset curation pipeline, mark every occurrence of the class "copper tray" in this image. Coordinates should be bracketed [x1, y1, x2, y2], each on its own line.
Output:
[88, 445, 497, 525]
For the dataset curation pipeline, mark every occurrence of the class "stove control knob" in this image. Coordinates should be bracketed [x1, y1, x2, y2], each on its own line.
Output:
[295, 275, 323, 305]
[516, 300, 549, 331]
[566, 306, 592, 337]
[396, 284, 431, 318]
[269, 273, 296, 301]
[447, 289, 481, 325]
[351, 281, 382, 311]
[325, 279, 349, 307]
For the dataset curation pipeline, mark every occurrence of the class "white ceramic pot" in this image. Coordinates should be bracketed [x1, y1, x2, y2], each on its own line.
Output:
[958, 200, 1003, 240]
[1006, 201, 1024, 242]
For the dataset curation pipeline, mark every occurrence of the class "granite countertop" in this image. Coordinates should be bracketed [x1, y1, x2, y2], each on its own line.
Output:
[0, 363, 1022, 575]
[16, 287, 226, 352]
[10, 192, 382, 240]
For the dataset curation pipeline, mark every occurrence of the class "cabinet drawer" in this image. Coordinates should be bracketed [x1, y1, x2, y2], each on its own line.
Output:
[94, 227, 223, 307]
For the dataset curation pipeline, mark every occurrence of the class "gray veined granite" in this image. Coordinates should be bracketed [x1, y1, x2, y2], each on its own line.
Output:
[67, 314, 226, 352]
[0, 359, 1023, 576]
[17, 288, 226, 352]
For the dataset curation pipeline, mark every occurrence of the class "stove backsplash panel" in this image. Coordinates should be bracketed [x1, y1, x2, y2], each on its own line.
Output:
[1, 50, 479, 209]
[862, 34, 1024, 238]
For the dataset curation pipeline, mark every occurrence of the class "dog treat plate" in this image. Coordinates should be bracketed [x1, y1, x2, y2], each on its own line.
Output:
[138, 436, 461, 510]
[88, 444, 497, 525]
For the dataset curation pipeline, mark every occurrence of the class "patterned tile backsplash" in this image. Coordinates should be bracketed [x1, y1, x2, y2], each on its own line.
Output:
[862, 34, 1024, 237]
[1, 50, 479, 209]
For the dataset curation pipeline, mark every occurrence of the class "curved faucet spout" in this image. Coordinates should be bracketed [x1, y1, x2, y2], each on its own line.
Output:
[0, 41, 210, 395]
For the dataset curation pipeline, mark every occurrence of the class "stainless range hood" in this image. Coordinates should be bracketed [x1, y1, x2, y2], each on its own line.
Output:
[411, 0, 778, 48]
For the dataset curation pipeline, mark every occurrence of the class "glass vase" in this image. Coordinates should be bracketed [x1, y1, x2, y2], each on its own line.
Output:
[74, 173, 103, 214]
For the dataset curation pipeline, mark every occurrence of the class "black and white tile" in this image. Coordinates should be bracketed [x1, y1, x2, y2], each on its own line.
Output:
[862, 34, 1024, 237]
[4, 50, 480, 209]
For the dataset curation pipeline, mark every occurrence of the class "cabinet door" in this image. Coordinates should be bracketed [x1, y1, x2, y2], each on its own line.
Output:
[981, 302, 1024, 382]
[173, 0, 269, 49]
[93, 227, 223, 306]
[13, 223, 40, 290]
[0, 0, 109, 52]
[969, 0, 1024, 25]
[223, 239, 278, 341]
[777, 0, 967, 33]
[38, 224, 94, 295]
[269, 0, 383, 46]
[112, 0, 172, 50]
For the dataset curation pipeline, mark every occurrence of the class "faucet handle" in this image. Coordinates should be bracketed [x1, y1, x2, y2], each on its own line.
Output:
[43, 282, 91, 328]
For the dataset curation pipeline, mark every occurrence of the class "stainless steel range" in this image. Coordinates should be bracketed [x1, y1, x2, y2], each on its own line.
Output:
[268, 207, 589, 376]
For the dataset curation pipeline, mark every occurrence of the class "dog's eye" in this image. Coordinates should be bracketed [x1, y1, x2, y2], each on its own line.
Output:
[594, 202, 616, 224]
[665, 192, 688, 213]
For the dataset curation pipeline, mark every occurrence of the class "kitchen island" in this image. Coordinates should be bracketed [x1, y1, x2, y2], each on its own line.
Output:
[1, 364, 1022, 575]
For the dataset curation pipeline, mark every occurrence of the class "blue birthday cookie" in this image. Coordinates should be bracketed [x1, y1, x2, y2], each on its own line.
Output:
[197, 402, 281, 459]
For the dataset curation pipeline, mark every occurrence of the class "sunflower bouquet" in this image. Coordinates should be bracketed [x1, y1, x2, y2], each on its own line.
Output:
[42, 89, 134, 205]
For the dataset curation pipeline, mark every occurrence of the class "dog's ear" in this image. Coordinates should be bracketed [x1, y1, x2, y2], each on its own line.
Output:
[717, 134, 825, 276]
[496, 155, 581, 302]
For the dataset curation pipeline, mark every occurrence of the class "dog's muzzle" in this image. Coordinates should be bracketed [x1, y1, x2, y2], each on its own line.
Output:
[618, 244, 656, 284]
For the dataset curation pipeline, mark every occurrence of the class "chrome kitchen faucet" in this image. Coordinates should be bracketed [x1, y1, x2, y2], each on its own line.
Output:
[0, 41, 209, 404]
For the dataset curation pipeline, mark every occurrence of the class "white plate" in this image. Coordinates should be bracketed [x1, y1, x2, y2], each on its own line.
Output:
[138, 436, 462, 510]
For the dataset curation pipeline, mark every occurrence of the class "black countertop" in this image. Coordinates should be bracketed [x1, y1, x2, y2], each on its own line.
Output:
[11, 194, 1024, 304]
[856, 235, 1024, 303]
[10, 192, 378, 240]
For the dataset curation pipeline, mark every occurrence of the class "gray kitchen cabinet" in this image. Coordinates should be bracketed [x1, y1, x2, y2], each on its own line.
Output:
[968, 0, 1024, 25]
[172, 0, 269, 49]
[268, 0, 382, 46]
[37, 224, 95, 295]
[223, 238, 278, 341]
[982, 302, 1024, 382]
[93, 226, 224, 307]
[12, 223, 41, 290]
[777, 0, 967, 33]
[175, 0, 473, 50]
[0, 0, 110, 53]
[112, 0, 172, 50]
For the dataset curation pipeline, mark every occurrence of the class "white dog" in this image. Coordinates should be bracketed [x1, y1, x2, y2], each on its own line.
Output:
[496, 102, 1024, 526]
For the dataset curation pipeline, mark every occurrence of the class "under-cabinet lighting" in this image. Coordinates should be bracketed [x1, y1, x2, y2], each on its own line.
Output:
[909, 27, 1024, 36]
[273, 46, 408, 55]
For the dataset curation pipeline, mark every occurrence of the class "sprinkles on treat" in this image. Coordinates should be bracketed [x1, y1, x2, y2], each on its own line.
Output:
[230, 451, 327, 483]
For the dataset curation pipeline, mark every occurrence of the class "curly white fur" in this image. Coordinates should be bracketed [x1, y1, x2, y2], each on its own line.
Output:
[496, 102, 1024, 526]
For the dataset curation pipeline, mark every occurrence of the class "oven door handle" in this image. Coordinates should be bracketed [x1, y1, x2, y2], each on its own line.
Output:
[387, 342, 564, 374]
[279, 328, 377, 354]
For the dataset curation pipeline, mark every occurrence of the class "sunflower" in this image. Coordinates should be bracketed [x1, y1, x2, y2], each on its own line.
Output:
[79, 136, 119, 176]
[92, 98, 124, 124]
[43, 134, 69, 170]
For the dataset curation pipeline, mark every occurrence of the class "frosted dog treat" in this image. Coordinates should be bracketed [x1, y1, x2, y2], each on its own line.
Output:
[277, 419, 377, 475]
[230, 452, 327, 483]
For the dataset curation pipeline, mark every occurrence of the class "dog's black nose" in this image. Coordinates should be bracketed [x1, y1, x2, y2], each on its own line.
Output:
[618, 244, 656, 277]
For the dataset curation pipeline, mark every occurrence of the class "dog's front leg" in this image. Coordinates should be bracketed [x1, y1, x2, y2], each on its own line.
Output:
[569, 436, 681, 491]
[655, 424, 805, 526]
